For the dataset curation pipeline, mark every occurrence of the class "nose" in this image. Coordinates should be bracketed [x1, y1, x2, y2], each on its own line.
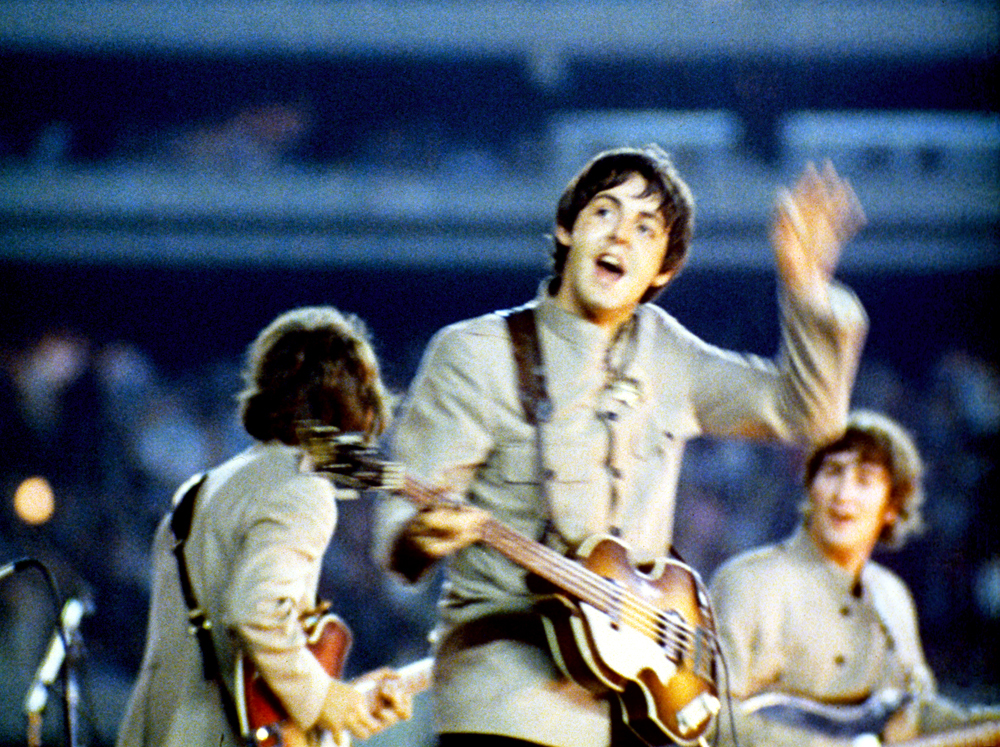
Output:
[608, 216, 627, 245]
[830, 473, 858, 503]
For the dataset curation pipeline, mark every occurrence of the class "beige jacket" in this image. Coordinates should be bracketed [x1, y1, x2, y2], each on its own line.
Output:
[709, 526, 996, 746]
[379, 284, 868, 746]
[117, 442, 338, 747]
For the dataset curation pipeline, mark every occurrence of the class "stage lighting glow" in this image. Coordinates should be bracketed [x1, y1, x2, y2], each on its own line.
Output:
[13, 476, 56, 525]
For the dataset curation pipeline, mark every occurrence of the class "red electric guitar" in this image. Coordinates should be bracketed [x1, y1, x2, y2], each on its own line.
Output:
[235, 609, 432, 747]
[301, 427, 721, 747]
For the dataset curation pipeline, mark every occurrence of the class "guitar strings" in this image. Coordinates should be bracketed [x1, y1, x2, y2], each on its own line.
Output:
[483, 520, 698, 655]
[402, 477, 707, 661]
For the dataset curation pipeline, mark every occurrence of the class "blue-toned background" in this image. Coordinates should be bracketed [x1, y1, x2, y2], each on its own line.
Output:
[1, 2, 997, 744]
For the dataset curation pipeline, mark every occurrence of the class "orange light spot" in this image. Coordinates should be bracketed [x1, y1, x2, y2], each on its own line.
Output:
[13, 476, 56, 525]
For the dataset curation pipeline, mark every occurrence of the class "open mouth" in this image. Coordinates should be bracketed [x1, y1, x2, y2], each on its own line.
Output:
[595, 254, 625, 281]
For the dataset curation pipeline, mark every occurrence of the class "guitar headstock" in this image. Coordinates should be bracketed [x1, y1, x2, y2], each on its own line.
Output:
[296, 422, 404, 492]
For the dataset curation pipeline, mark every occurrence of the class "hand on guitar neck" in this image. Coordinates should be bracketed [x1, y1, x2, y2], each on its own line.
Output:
[237, 609, 432, 747]
[403, 503, 489, 560]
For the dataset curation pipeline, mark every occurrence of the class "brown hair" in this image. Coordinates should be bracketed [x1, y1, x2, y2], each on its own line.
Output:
[805, 410, 925, 547]
[551, 144, 695, 303]
[238, 306, 390, 446]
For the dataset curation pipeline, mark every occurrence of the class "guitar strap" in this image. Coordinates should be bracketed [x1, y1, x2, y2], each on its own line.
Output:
[503, 305, 654, 745]
[502, 305, 552, 428]
[501, 305, 557, 545]
[169, 472, 248, 744]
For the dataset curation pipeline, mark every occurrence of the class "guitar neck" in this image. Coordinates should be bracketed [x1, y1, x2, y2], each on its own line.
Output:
[899, 721, 1000, 747]
[393, 657, 434, 695]
[322, 443, 661, 618]
[403, 478, 609, 611]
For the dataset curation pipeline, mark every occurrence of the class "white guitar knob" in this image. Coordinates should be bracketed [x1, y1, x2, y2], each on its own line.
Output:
[677, 692, 721, 735]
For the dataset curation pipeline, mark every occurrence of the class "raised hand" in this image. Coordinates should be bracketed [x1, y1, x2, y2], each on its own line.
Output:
[771, 160, 866, 304]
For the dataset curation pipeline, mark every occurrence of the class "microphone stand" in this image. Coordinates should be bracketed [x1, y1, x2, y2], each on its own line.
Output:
[64, 603, 85, 747]
[24, 596, 90, 747]
[0, 557, 76, 747]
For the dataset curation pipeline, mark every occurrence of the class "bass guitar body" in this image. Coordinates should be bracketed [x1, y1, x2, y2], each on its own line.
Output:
[537, 535, 719, 747]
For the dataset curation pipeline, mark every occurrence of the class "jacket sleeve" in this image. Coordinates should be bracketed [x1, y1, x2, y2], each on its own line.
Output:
[224, 472, 338, 731]
[689, 281, 868, 447]
[374, 322, 501, 581]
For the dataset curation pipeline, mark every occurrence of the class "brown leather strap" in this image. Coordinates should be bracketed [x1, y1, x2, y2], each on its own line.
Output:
[501, 305, 558, 544]
[169, 473, 248, 743]
[501, 305, 551, 425]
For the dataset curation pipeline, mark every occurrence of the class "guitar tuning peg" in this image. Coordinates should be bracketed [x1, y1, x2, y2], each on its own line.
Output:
[384, 464, 406, 491]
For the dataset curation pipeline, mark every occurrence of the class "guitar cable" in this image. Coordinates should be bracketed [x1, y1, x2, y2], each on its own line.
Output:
[711, 633, 742, 747]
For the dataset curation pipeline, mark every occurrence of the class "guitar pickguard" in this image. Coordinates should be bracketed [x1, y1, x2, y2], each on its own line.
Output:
[577, 602, 680, 688]
[536, 538, 720, 746]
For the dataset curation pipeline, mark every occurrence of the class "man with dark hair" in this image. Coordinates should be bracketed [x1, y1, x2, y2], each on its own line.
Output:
[710, 410, 999, 746]
[376, 145, 869, 746]
[118, 306, 411, 747]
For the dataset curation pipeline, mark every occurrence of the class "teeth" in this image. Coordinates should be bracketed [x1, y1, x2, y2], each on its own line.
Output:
[597, 255, 623, 272]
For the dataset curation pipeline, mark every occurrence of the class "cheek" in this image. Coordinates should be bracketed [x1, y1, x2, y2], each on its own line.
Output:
[810, 480, 834, 505]
[639, 239, 669, 271]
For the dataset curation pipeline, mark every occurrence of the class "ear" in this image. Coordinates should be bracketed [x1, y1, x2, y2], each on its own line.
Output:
[554, 225, 573, 246]
[883, 504, 900, 528]
[650, 267, 678, 289]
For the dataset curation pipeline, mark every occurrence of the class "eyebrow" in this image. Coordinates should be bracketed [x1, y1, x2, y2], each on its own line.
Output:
[822, 454, 883, 471]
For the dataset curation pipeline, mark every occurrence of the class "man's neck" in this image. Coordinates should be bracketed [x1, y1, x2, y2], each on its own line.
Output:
[550, 286, 640, 334]
[579, 305, 638, 335]
[808, 524, 873, 580]
[825, 547, 869, 580]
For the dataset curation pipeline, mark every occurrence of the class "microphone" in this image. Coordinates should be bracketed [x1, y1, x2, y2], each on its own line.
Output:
[24, 596, 93, 716]
[0, 557, 36, 583]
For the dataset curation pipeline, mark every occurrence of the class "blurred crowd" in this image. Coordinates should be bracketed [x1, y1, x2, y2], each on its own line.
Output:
[0, 321, 997, 743]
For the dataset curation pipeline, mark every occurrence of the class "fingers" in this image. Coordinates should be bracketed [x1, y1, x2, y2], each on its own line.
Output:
[821, 160, 866, 233]
[376, 673, 414, 721]
[408, 504, 487, 558]
[794, 160, 866, 244]
[772, 185, 822, 280]
[345, 670, 414, 737]
[344, 705, 384, 740]
[774, 187, 807, 244]
[320, 680, 383, 742]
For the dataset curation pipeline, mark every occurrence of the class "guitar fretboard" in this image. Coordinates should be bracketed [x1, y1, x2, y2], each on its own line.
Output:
[403, 477, 704, 664]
